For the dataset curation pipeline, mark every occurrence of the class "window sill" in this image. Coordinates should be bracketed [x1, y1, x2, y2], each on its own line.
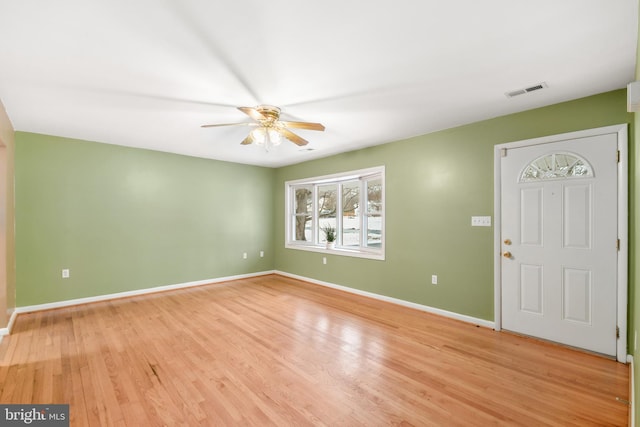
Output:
[285, 243, 385, 260]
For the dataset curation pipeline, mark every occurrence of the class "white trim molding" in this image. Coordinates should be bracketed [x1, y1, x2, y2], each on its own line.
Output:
[0, 309, 18, 342]
[13, 271, 275, 315]
[276, 271, 495, 329]
[493, 124, 629, 363]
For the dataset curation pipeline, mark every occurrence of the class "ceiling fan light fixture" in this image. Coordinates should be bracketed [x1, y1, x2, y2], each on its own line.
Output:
[251, 127, 282, 150]
[267, 129, 282, 146]
[251, 127, 266, 144]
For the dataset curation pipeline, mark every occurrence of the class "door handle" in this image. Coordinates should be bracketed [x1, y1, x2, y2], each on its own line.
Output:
[503, 251, 512, 258]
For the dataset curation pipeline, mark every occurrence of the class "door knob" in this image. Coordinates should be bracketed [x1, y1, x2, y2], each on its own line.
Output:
[503, 251, 512, 258]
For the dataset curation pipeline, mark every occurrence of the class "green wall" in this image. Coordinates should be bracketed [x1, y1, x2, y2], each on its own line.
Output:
[275, 90, 633, 322]
[15, 133, 276, 306]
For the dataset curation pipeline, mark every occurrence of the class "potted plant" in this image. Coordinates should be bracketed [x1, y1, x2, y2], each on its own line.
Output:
[321, 224, 336, 249]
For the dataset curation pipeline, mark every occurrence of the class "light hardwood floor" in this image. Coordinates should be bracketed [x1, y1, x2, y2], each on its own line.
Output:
[0, 275, 629, 426]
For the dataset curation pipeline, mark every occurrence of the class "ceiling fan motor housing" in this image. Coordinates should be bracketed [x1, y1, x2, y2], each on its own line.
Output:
[256, 105, 281, 122]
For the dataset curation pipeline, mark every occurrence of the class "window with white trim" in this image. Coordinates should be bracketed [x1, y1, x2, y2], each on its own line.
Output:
[285, 166, 385, 260]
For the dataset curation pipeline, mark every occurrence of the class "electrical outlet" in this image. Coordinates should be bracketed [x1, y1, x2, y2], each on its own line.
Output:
[62, 269, 70, 279]
[260, 251, 264, 258]
[431, 275, 438, 285]
[242, 252, 247, 259]
[323, 257, 327, 265]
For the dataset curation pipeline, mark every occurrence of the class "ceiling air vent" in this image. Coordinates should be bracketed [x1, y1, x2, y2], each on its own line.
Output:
[505, 82, 548, 98]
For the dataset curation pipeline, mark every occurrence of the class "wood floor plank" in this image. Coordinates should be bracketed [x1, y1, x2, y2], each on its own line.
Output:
[0, 274, 629, 426]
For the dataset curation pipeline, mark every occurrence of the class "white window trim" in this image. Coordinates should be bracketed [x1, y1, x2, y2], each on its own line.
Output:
[285, 166, 385, 260]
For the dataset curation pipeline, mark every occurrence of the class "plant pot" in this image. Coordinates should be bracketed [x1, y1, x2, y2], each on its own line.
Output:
[326, 242, 335, 250]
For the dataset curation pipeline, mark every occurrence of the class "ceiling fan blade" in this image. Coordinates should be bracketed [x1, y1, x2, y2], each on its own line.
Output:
[240, 133, 255, 145]
[279, 121, 325, 131]
[280, 128, 309, 146]
[238, 106, 267, 121]
[201, 122, 257, 128]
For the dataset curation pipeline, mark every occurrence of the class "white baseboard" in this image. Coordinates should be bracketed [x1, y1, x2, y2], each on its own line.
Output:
[275, 271, 495, 329]
[0, 309, 18, 342]
[7, 309, 17, 333]
[14, 270, 275, 315]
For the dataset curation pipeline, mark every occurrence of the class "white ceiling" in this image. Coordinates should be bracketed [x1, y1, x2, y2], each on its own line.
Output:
[0, 1, 637, 167]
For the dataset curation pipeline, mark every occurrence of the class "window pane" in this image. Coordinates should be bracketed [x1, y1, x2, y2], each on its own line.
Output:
[367, 214, 382, 247]
[318, 184, 337, 243]
[520, 152, 594, 182]
[342, 181, 360, 247]
[293, 186, 312, 241]
[367, 178, 382, 214]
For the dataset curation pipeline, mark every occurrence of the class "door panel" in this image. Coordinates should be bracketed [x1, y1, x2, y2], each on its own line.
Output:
[563, 184, 591, 249]
[520, 188, 543, 245]
[519, 264, 543, 314]
[562, 268, 591, 323]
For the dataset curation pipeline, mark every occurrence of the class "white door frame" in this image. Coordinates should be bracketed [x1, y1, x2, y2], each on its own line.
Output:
[493, 124, 628, 363]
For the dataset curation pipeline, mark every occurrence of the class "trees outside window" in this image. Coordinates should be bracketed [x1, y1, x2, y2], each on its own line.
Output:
[293, 186, 312, 241]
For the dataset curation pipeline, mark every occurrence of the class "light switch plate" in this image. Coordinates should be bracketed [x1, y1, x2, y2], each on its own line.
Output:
[471, 216, 492, 227]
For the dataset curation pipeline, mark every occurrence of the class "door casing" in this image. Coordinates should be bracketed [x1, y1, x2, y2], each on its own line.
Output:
[493, 124, 628, 363]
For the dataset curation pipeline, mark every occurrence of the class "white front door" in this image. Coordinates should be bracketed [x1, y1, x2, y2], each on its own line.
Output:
[500, 132, 619, 356]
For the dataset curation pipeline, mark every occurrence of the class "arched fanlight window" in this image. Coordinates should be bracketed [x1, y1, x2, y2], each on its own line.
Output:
[519, 152, 594, 182]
